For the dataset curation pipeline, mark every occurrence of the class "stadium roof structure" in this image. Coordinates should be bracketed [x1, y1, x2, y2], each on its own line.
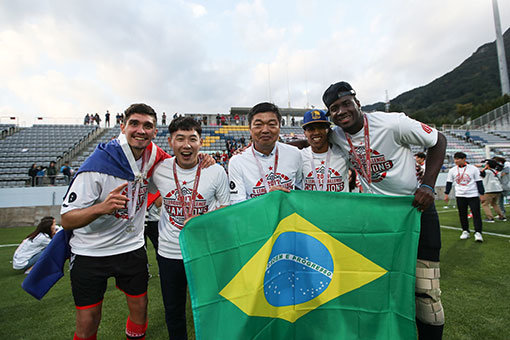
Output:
[230, 107, 323, 117]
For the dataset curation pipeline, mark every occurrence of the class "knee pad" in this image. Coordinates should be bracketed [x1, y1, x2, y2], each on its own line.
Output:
[415, 260, 444, 325]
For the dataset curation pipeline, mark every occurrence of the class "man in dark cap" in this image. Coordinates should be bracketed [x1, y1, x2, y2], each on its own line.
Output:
[323, 81, 447, 339]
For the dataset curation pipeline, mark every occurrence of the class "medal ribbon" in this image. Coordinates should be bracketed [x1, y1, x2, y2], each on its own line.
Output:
[345, 114, 372, 185]
[310, 147, 331, 191]
[252, 145, 279, 193]
[173, 159, 202, 222]
[456, 165, 467, 184]
[118, 133, 157, 219]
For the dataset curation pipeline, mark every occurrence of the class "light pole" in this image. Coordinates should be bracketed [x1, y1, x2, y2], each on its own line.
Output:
[492, 0, 510, 95]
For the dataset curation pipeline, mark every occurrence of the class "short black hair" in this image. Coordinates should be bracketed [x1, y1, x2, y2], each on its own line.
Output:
[124, 103, 157, 123]
[415, 152, 426, 159]
[247, 102, 282, 126]
[168, 116, 202, 137]
[454, 152, 467, 159]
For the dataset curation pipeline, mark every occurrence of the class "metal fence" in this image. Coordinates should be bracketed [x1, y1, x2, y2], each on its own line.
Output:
[459, 102, 510, 130]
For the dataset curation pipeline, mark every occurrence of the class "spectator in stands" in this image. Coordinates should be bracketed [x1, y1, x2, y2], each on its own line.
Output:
[322, 81, 446, 339]
[116, 113, 121, 125]
[445, 152, 485, 241]
[202, 116, 207, 126]
[105, 110, 110, 127]
[291, 117, 295, 126]
[480, 159, 506, 222]
[234, 114, 240, 125]
[216, 113, 221, 126]
[36, 166, 45, 186]
[28, 163, 38, 187]
[84, 114, 90, 125]
[60, 162, 72, 184]
[493, 156, 510, 214]
[221, 115, 226, 126]
[94, 113, 101, 125]
[282, 118, 286, 126]
[12, 216, 60, 274]
[464, 129, 471, 142]
[162, 112, 167, 126]
[47, 161, 57, 185]
[415, 152, 426, 183]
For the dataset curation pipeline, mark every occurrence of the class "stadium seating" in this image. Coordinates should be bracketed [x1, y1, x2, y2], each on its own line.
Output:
[4, 121, 510, 188]
[0, 125, 99, 187]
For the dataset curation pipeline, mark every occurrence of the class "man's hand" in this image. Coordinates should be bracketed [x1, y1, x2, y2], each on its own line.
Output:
[269, 186, 291, 193]
[413, 186, 435, 212]
[232, 144, 250, 156]
[444, 194, 449, 203]
[199, 153, 216, 168]
[99, 182, 129, 214]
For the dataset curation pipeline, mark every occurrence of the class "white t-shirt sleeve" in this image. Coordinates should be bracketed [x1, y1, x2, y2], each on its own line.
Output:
[214, 166, 231, 206]
[294, 152, 304, 190]
[447, 168, 454, 183]
[396, 113, 438, 148]
[473, 167, 482, 181]
[228, 156, 247, 204]
[61, 172, 103, 214]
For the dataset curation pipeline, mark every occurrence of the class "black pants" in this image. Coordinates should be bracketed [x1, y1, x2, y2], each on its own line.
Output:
[417, 203, 441, 262]
[157, 255, 187, 340]
[144, 221, 159, 251]
[456, 197, 482, 233]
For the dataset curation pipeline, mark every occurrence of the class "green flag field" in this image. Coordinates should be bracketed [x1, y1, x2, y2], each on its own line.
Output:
[0, 199, 509, 339]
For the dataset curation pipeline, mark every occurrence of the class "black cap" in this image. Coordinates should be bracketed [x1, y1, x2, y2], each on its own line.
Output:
[322, 81, 356, 110]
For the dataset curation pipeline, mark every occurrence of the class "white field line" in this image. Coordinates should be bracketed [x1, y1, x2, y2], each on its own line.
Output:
[0, 244, 19, 248]
[440, 225, 510, 238]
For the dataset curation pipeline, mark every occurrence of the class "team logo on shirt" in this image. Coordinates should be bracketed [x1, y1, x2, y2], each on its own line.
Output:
[349, 147, 393, 183]
[455, 174, 471, 186]
[114, 180, 148, 219]
[421, 123, 433, 134]
[304, 164, 344, 192]
[251, 172, 293, 198]
[163, 187, 208, 230]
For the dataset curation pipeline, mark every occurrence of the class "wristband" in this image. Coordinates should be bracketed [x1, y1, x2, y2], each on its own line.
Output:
[420, 184, 435, 192]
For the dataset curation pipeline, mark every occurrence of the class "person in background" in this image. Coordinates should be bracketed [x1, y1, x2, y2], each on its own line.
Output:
[12, 216, 61, 274]
[480, 159, 506, 223]
[36, 166, 45, 186]
[28, 163, 38, 187]
[162, 112, 167, 126]
[60, 162, 72, 184]
[493, 156, 510, 214]
[47, 161, 57, 185]
[415, 152, 426, 183]
[105, 110, 110, 128]
[445, 152, 485, 242]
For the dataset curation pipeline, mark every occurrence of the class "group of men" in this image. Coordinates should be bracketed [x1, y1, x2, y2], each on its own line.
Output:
[60, 81, 446, 340]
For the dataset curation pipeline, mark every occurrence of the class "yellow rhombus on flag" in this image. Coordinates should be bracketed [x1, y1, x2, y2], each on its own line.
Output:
[219, 212, 388, 323]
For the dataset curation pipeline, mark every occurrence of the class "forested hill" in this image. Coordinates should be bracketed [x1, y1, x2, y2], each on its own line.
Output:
[362, 27, 510, 124]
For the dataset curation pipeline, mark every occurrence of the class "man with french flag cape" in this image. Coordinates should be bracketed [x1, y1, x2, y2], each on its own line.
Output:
[25, 104, 168, 340]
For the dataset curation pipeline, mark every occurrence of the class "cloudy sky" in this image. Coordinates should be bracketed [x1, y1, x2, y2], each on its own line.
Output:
[1, 0, 509, 125]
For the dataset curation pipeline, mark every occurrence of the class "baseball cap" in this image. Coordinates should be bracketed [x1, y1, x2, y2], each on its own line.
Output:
[322, 81, 356, 111]
[302, 109, 329, 128]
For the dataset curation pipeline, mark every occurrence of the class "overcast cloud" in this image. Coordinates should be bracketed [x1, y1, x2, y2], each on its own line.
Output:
[0, 0, 509, 125]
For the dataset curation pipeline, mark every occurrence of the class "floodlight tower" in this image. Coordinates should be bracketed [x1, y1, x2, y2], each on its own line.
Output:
[492, 0, 510, 95]
[385, 90, 390, 112]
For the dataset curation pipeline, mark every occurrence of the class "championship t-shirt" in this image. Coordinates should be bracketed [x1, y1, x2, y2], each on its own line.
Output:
[228, 142, 303, 204]
[149, 159, 230, 259]
[301, 145, 348, 192]
[329, 112, 438, 196]
[446, 164, 482, 197]
[61, 158, 147, 257]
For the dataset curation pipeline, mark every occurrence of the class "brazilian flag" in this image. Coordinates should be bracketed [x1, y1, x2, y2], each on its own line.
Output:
[180, 191, 420, 339]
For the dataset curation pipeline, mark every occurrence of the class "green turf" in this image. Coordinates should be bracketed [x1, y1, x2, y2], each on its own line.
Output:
[1, 206, 509, 339]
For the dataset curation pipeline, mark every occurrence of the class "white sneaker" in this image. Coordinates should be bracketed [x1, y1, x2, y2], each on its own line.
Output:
[474, 232, 484, 242]
[460, 230, 470, 240]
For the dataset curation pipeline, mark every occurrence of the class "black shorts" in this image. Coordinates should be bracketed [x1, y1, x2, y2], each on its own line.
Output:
[70, 247, 149, 308]
[417, 203, 441, 262]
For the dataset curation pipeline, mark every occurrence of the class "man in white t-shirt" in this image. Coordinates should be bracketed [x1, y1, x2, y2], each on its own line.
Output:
[149, 117, 230, 340]
[322, 81, 447, 339]
[300, 109, 348, 192]
[61, 104, 163, 340]
[228, 102, 303, 204]
[444, 152, 485, 241]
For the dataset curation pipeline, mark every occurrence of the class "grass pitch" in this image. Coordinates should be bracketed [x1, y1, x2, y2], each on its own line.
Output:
[1, 204, 509, 339]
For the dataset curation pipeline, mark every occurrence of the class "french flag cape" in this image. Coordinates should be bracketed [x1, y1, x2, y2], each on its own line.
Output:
[22, 136, 170, 300]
